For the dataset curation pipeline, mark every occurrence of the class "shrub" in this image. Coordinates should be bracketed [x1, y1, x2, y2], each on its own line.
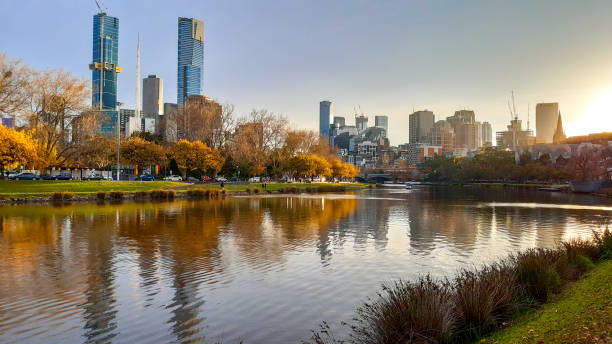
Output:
[134, 191, 149, 199]
[592, 228, 612, 260]
[253, 188, 260, 194]
[166, 190, 175, 199]
[109, 191, 124, 200]
[246, 187, 252, 194]
[574, 254, 595, 272]
[96, 191, 106, 200]
[150, 190, 173, 199]
[562, 239, 599, 262]
[51, 192, 74, 201]
[349, 276, 455, 344]
[208, 189, 219, 198]
[62, 192, 74, 200]
[51, 192, 63, 201]
[187, 188, 206, 198]
[514, 248, 563, 302]
[454, 263, 517, 338]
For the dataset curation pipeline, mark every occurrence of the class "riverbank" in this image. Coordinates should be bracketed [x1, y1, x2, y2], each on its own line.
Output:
[306, 230, 612, 344]
[0, 180, 370, 204]
[483, 260, 611, 343]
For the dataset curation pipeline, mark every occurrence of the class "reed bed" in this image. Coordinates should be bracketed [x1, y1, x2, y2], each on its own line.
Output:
[305, 228, 612, 344]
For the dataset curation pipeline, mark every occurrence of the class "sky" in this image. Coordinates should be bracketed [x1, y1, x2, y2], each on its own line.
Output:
[2, 0, 612, 145]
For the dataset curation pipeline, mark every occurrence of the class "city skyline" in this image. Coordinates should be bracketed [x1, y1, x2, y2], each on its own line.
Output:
[2, 0, 612, 144]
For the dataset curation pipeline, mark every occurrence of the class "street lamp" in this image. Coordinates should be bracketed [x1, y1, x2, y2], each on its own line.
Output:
[116, 102, 124, 181]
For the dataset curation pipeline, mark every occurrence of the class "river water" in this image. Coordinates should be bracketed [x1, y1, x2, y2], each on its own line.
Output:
[0, 187, 610, 343]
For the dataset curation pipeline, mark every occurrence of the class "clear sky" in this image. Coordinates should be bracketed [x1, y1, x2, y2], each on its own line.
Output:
[2, 0, 612, 144]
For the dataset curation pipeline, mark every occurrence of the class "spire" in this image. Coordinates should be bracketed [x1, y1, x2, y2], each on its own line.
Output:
[553, 111, 566, 144]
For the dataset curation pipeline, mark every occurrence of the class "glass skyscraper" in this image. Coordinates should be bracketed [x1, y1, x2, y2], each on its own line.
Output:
[177, 17, 204, 105]
[90, 12, 121, 133]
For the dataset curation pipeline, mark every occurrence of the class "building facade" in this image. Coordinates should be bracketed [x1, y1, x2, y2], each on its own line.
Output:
[90, 12, 121, 133]
[409, 110, 435, 143]
[536, 103, 559, 143]
[177, 17, 204, 105]
[429, 120, 455, 153]
[143, 75, 163, 116]
[356, 115, 368, 132]
[496, 119, 535, 149]
[319, 100, 333, 136]
[482, 121, 493, 146]
[375, 115, 389, 133]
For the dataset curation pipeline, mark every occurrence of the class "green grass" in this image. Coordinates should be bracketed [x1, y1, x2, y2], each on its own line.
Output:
[0, 181, 369, 198]
[0, 180, 184, 198]
[483, 260, 612, 344]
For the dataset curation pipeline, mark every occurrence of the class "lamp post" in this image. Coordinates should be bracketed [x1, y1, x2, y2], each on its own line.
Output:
[116, 102, 124, 181]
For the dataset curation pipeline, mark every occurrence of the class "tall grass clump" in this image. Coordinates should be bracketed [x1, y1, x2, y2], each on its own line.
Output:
[96, 191, 106, 200]
[592, 227, 612, 260]
[109, 191, 124, 200]
[514, 248, 562, 302]
[349, 276, 455, 344]
[51, 192, 74, 201]
[253, 188, 260, 194]
[187, 188, 206, 198]
[134, 191, 149, 199]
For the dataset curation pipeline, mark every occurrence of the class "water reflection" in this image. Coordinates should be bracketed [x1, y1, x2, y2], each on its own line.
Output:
[0, 189, 610, 343]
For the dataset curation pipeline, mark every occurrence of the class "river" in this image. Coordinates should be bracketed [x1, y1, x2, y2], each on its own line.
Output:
[0, 187, 610, 343]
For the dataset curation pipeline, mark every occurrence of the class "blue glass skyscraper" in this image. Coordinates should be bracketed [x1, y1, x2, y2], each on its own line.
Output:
[177, 17, 204, 105]
[90, 12, 121, 133]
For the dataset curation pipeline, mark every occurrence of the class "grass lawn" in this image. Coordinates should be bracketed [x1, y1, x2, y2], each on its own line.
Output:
[0, 180, 370, 198]
[483, 260, 612, 344]
[0, 180, 184, 198]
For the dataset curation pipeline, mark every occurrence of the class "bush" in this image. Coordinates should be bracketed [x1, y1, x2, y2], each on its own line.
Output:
[134, 191, 149, 199]
[51, 192, 74, 201]
[51, 192, 63, 201]
[592, 228, 612, 260]
[187, 188, 206, 198]
[109, 191, 124, 200]
[246, 187, 252, 194]
[574, 254, 595, 272]
[166, 190, 175, 199]
[96, 191, 106, 200]
[454, 263, 517, 337]
[253, 188, 260, 194]
[349, 276, 455, 344]
[514, 248, 563, 302]
[62, 192, 74, 200]
[208, 189, 220, 198]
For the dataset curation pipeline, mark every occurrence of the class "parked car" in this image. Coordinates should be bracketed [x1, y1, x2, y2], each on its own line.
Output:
[56, 172, 73, 180]
[15, 172, 39, 180]
[6, 172, 18, 180]
[164, 175, 182, 181]
[200, 176, 211, 182]
[248, 176, 261, 182]
[84, 174, 105, 181]
[187, 177, 198, 183]
[215, 176, 227, 182]
[40, 174, 55, 180]
[140, 174, 155, 181]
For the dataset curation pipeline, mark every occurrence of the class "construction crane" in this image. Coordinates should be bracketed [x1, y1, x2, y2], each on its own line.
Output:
[94, 0, 107, 14]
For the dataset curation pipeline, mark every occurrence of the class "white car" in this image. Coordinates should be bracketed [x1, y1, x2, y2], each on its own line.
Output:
[164, 175, 183, 181]
[248, 176, 261, 182]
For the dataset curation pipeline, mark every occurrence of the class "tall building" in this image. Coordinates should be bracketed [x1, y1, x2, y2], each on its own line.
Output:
[319, 100, 333, 136]
[375, 115, 389, 132]
[552, 113, 566, 144]
[177, 17, 204, 105]
[535, 103, 559, 143]
[409, 110, 435, 143]
[356, 115, 368, 132]
[496, 119, 535, 150]
[143, 75, 163, 116]
[90, 12, 121, 133]
[446, 110, 476, 148]
[429, 120, 455, 153]
[333, 116, 345, 127]
[482, 121, 493, 146]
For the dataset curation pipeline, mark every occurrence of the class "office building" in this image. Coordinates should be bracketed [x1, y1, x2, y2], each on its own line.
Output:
[177, 17, 204, 105]
[333, 116, 345, 127]
[403, 143, 442, 167]
[375, 115, 389, 133]
[356, 115, 369, 132]
[143, 75, 163, 116]
[482, 121, 493, 146]
[409, 110, 435, 143]
[319, 100, 333, 136]
[496, 119, 535, 150]
[429, 120, 455, 152]
[536, 103, 559, 143]
[90, 12, 121, 133]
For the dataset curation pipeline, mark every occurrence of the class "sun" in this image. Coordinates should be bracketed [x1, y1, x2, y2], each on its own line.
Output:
[567, 88, 612, 136]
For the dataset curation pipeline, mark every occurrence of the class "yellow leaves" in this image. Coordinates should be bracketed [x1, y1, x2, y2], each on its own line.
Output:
[0, 125, 38, 170]
[170, 139, 225, 176]
[120, 137, 166, 168]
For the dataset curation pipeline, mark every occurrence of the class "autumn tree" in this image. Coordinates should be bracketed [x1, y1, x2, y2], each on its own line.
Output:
[287, 153, 331, 178]
[569, 146, 603, 181]
[331, 159, 359, 179]
[75, 134, 116, 170]
[0, 52, 31, 114]
[170, 140, 225, 179]
[121, 137, 166, 172]
[171, 96, 235, 149]
[24, 69, 95, 170]
[0, 126, 38, 178]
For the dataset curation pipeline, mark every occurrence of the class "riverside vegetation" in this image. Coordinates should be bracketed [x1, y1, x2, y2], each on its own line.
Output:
[305, 229, 612, 344]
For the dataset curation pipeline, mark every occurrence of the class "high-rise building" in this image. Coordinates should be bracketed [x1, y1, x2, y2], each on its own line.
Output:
[356, 115, 368, 132]
[496, 119, 535, 150]
[90, 12, 121, 133]
[482, 121, 493, 146]
[446, 110, 476, 149]
[177, 17, 204, 105]
[333, 116, 345, 127]
[143, 75, 163, 116]
[536, 103, 559, 143]
[429, 120, 455, 153]
[319, 100, 333, 136]
[375, 115, 389, 132]
[409, 110, 435, 143]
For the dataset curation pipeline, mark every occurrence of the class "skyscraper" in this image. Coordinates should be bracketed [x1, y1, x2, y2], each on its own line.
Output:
[356, 115, 368, 132]
[409, 110, 435, 143]
[482, 121, 493, 146]
[90, 12, 121, 133]
[536, 103, 559, 143]
[177, 17, 204, 105]
[375, 115, 388, 131]
[143, 75, 163, 116]
[319, 100, 333, 136]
